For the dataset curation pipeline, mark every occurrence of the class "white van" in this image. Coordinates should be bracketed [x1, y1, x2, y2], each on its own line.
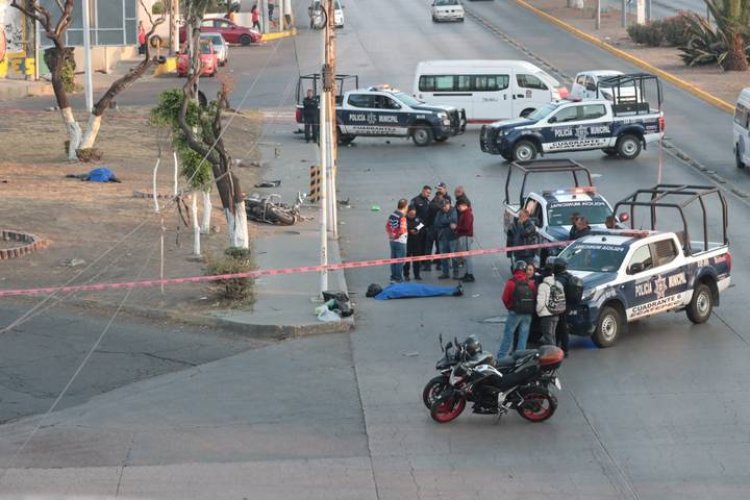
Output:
[733, 87, 750, 169]
[413, 60, 567, 123]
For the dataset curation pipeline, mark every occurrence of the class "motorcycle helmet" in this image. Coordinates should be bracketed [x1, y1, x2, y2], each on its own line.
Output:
[512, 260, 527, 272]
[463, 335, 482, 356]
[553, 257, 568, 274]
[366, 283, 383, 298]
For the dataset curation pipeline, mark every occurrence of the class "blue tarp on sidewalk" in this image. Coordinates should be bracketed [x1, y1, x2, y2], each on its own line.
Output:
[374, 282, 463, 300]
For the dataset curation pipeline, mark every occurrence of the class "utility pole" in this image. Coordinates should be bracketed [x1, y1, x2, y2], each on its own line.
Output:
[81, 0, 94, 112]
[325, 0, 338, 238]
[621, 0, 627, 28]
[596, 0, 601, 30]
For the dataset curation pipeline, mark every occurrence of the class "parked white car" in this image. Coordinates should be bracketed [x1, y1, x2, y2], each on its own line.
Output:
[432, 0, 465, 22]
[733, 87, 750, 168]
[571, 70, 640, 103]
[200, 33, 228, 66]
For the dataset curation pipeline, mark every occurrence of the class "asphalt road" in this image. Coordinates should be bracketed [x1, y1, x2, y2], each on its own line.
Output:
[3, 0, 750, 498]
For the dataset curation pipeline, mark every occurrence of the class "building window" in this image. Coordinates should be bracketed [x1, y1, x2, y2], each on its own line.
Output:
[40, 0, 136, 47]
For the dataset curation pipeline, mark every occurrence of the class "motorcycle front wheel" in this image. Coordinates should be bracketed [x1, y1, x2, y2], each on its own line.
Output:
[516, 387, 557, 423]
[430, 393, 466, 423]
[422, 375, 449, 409]
[268, 206, 296, 225]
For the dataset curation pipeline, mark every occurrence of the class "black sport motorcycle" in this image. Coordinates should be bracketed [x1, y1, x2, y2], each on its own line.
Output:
[245, 192, 304, 225]
[429, 345, 564, 424]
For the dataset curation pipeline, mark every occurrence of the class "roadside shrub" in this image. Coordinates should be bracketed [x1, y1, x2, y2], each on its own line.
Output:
[206, 247, 255, 302]
[627, 21, 664, 47]
[661, 11, 692, 47]
[678, 12, 729, 67]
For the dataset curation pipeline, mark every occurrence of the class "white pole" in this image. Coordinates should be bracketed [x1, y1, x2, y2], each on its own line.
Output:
[636, 0, 645, 25]
[596, 0, 601, 30]
[173, 151, 179, 195]
[34, 18, 40, 81]
[319, 90, 329, 294]
[152, 158, 161, 213]
[82, 0, 94, 112]
[192, 194, 201, 255]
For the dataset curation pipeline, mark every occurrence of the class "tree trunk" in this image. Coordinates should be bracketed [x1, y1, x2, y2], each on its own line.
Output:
[78, 113, 103, 150]
[201, 190, 212, 234]
[724, 31, 749, 71]
[61, 107, 82, 160]
[226, 201, 249, 249]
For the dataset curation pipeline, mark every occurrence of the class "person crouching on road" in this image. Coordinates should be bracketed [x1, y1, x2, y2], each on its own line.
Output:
[403, 206, 426, 281]
[434, 199, 459, 280]
[302, 89, 319, 143]
[497, 260, 537, 359]
[386, 199, 408, 283]
[506, 209, 538, 269]
[536, 262, 563, 346]
[455, 199, 475, 282]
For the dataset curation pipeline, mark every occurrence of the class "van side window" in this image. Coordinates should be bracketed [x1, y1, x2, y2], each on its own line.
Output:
[734, 103, 748, 127]
[419, 75, 454, 92]
[474, 75, 509, 91]
[517, 74, 548, 91]
[457, 75, 472, 91]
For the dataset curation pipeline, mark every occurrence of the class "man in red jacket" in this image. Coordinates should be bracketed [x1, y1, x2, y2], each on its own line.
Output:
[496, 260, 537, 359]
[455, 199, 475, 282]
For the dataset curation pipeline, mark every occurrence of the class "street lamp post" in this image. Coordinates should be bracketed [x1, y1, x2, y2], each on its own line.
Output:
[81, 0, 94, 112]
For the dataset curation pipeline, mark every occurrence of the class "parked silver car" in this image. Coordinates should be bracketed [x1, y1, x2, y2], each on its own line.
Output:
[200, 33, 229, 66]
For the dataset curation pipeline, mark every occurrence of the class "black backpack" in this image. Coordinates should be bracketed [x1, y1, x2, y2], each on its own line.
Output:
[563, 274, 583, 305]
[511, 277, 535, 314]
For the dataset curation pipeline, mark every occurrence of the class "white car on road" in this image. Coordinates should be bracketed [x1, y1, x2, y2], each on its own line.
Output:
[432, 0, 465, 22]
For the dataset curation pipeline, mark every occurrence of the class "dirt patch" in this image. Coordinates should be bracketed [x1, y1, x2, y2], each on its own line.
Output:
[0, 105, 264, 316]
[526, 0, 746, 105]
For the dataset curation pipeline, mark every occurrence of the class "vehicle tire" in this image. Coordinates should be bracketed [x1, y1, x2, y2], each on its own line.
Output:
[412, 125, 434, 147]
[512, 140, 538, 162]
[593, 305, 623, 348]
[602, 147, 618, 156]
[435, 137, 448, 143]
[430, 393, 466, 423]
[269, 207, 296, 226]
[736, 147, 746, 169]
[516, 387, 557, 422]
[686, 283, 713, 324]
[501, 153, 513, 162]
[337, 127, 356, 145]
[239, 34, 252, 46]
[422, 375, 449, 408]
[520, 108, 535, 118]
[616, 134, 642, 160]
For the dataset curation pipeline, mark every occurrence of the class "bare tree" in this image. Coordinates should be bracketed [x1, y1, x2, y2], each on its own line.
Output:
[11, 0, 166, 160]
[179, 0, 248, 248]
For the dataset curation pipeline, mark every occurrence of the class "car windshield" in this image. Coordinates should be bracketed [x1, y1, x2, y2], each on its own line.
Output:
[547, 200, 612, 226]
[435, 0, 459, 5]
[205, 35, 223, 45]
[393, 92, 423, 107]
[527, 102, 559, 121]
[558, 242, 626, 273]
[199, 42, 212, 54]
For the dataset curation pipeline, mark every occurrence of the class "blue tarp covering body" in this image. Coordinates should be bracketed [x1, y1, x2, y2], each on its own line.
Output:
[374, 282, 462, 300]
[87, 167, 118, 182]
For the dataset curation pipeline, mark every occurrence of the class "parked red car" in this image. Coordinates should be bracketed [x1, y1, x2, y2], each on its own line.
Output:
[177, 40, 218, 77]
[179, 18, 262, 46]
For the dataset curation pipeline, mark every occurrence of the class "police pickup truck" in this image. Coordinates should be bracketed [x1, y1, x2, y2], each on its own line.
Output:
[481, 73, 665, 162]
[503, 159, 617, 264]
[556, 185, 731, 348]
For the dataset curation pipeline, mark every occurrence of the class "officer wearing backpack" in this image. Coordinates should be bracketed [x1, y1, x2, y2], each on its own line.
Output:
[536, 261, 567, 346]
[496, 260, 537, 359]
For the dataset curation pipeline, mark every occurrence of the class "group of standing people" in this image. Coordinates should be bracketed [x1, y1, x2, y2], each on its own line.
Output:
[386, 183, 475, 284]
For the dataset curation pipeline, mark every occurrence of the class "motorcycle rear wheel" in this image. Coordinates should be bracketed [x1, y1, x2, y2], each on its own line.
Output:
[516, 388, 557, 423]
[422, 375, 449, 409]
[430, 393, 466, 423]
[268, 206, 296, 225]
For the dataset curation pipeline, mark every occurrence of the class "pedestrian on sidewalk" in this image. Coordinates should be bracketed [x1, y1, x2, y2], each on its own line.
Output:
[536, 262, 566, 346]
[455, 199, 475, 282]
[496, 260, 537, 359]
[268, 0, 275, 22]
[302, 89, 319, 143]
[410, 185, 432, 270]
[434, 199, 458, 279]
[137, 21, 147, 55]
[386, 198, 408, 283]
[403, 206, 426, 281]
[251, 4, 261, 31]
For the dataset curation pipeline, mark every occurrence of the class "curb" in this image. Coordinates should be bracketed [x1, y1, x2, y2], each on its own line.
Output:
[0, 81, 54, 99]
[0, 230, 48, 260]
[262, 28, 297, 42]
[513, 0, 735, 114]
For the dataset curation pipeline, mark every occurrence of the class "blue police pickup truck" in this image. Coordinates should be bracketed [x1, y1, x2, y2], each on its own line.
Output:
[334, 85, 466, 146]
[556, 185, 731, 348]
[480, 73, 665, 162]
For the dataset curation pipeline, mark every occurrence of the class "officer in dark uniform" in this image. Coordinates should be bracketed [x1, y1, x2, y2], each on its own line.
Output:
[302, 89, 319, 143]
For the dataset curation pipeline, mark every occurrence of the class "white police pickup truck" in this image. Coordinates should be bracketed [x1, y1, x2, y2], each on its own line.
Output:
[503, 159, 617, 265]
[335, 85, 466, 146]
[481, 73, 665, 162]
[557, 185, 731, 348]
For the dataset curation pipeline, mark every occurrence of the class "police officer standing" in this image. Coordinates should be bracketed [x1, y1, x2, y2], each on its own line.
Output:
[302, 89, 319, 143]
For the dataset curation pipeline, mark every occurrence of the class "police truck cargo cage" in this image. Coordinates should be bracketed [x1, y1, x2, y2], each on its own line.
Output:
[480, 73, 665, 162]
[557, 184, 731, 348]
